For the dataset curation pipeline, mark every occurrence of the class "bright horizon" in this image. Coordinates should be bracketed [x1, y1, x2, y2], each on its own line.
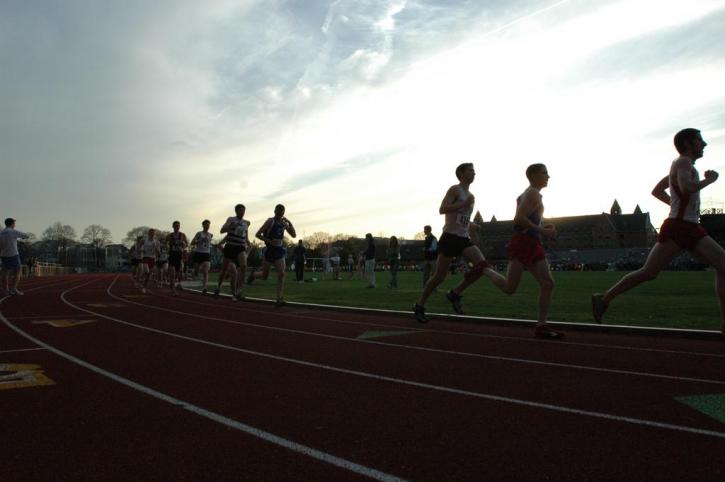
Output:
[3, 0, 725, 244]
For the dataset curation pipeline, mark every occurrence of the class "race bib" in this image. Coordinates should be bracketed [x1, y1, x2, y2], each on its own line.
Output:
[456, 214, 470, 227]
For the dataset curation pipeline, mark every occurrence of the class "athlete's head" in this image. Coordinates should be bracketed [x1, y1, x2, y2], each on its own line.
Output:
[274, 204, 285, 218]
[202, 219, 210, 230]
[424, 225, 432, 235]
[4, 218, 15, 228]
[674, 128, 707, 159]
[455, 163, 475, 183]
[147, 228, 155, 239]
[172, 221, 180, 232]
[526, 163, 549, 188]
[234, 204, 245, 217]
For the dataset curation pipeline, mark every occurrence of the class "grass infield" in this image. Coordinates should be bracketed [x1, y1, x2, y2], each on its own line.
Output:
[204, 269, 722, 331]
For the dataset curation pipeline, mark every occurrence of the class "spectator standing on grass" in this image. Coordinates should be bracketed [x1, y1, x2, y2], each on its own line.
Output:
[592, 128, 725, 334]
[422, 225, 438, 286]
[388, 236, 400, 288]
[347, 253, 355, 279]
[0, 218, 30, 296]
[293, 240, 306, 283]
[364, 233, 376, 288]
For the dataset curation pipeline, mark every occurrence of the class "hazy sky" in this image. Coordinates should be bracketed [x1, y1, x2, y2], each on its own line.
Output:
[2, 0, 725, 243]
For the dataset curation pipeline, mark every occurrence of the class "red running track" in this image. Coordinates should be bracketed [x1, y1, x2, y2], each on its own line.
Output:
[2, 274, 725, 481]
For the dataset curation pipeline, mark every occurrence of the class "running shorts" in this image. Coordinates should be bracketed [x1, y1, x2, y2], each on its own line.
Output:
[508, 233, 546, 266]
[223, 244, 245, 266]
[193, 252, 211, 264]
[264, 246, 287, 263]
[1, 255, 21, 270]
[658, 218, 708, 252]
[168, 252, 183, 270]
[142, 257, 156, 268]
[438, 232, 473, 258]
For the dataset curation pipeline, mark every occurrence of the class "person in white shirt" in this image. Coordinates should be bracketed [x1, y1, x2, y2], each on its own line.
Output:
[140, 228, 160, 293]
[1, 218, 30, 296]
[190, 220, 213, 294]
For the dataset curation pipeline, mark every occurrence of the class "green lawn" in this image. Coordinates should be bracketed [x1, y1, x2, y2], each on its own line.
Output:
[204, 269, 722, 331]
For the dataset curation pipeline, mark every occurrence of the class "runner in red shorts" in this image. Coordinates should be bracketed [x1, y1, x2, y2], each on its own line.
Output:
[483, 164, 563, 339]
[592, 128, 725, 332]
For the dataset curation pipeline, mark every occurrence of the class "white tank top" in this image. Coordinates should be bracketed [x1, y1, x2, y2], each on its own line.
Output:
[193, 231, 213, 254]
[442, 185, 473, 238]
[668, 156, 700, 223]
[142, 239, 158, 259]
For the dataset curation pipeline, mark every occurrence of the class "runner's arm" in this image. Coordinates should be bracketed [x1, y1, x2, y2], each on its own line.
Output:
[255, 219, 273, 243]
[651, 175, 670, 205]
[283, 218, 297, 238]
[439, 186, 474, 214]
[676, 160, 718, 193]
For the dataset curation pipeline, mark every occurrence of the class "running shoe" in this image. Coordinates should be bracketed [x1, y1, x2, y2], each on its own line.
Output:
[172, 289, 179, 297]
[202, 288, 207, 295]
[246, 272, 255, 285]
[534, 324, 564, 339]
[446, 290, 463, 314]
[591, 293, 607, 323]
[275, 298, 286, 308]
[9, 288, 24, 296]
[235, 292, 245, 302]
[413, 303, 428, 324]
[213, 288, 220, 298]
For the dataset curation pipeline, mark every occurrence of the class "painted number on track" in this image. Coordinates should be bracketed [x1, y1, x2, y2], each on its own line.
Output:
[0, 364, 55, 390]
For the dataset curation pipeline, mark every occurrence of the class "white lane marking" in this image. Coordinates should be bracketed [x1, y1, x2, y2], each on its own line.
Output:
[158, 284, 725, 360]
[0, 311, 405, 482]
[107, 281, 725, 386]
[64, 280, 725, 440]
[0, 347, 48, 354]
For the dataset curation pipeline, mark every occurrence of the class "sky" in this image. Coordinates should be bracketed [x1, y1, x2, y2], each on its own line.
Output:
[2, 0, 725, 244]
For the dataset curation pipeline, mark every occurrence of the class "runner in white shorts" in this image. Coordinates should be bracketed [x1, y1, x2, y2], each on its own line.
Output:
[190, 220, 213, 294]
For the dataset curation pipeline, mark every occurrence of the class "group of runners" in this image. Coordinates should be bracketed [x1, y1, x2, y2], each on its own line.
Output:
[413, 128, 723, 338]
[3, 128, 722, 336]
[129, 204, 296, 306]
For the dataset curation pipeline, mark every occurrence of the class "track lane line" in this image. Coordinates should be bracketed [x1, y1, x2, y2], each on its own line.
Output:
[107, 278, 725, 386]
[57, 277, 725, 440]
[1, 276, 406, 481]
[141, 281, 725, 359]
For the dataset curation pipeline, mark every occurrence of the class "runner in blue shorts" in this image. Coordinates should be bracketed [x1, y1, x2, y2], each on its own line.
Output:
[247, 204, 297, 306]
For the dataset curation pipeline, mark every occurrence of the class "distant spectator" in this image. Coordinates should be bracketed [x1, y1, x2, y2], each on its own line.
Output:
[331, 251, 341, 280]
[293, 240, 306, 282]
[422, 225, 438, 286]
[364, 233, 376, 288]
[1, 218, 30, 296]
[387, 236, 400, 288]
[347, 253, 355, 279]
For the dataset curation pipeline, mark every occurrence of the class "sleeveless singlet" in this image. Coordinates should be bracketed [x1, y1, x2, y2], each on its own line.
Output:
[442, 185, 473, 238]
[193, 231, 213, 254]
[225, 217, 249, 247]
[266, 218, 285, 247]
[142, 238, 158, 259]
[668, 156, 701, 224]
[513, 187, 543, 240]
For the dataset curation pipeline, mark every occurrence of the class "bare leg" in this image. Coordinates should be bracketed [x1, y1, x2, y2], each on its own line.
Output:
[450, 246, 487, 295]
[274, 259, 286, 300]
[602, 241, 681, 304]
[416, 255, 453, 306]
[528, 259, 555, 325]
[485, 260, 525, 295]
[691, 236, 725, 333]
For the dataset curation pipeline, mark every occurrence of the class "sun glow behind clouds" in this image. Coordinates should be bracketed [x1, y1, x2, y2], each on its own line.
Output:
[244, 0, 725, 238]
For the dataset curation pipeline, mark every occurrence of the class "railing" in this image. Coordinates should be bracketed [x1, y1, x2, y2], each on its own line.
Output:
[22, 262, 75, 277]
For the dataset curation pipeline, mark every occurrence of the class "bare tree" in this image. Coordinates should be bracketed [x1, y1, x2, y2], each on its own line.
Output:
[302, 231, 331, 250]
[42, 222, 77, 265]
[123, 226, 153, 247]
[81, 224, 113, 248]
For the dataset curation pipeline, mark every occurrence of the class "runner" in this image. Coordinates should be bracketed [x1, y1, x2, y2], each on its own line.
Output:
[592, 128, 725, 333]
[157, 245, 169, 287]
[216, 204, 250, 300]
[247, 204, 297, 307]
[0, 218, 30, 296]
[190, 220, 213, 294]
[482, 164, 564, 339]
[413, 163, 492, 323]
[131, 236, 144, 286]
[140, 228, 160, 293]
[166, 221, 188, 296]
